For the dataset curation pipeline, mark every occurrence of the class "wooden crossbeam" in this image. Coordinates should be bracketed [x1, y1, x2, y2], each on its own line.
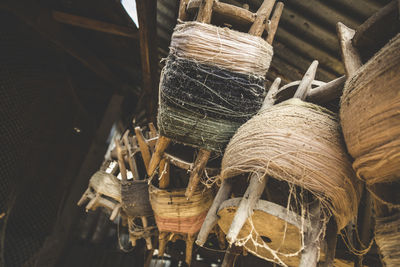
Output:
[52, 10, 138, 38]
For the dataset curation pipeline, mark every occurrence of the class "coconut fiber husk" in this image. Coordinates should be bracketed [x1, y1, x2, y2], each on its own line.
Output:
[149, 185, 214, 235]
[375, 212, 400, 267]
[121, 180, 153, 217]
[220, 98, 361, 230]
[340, 33, 400, 184]
[170, 21, 273, 77]
[158, 55, 265, 152]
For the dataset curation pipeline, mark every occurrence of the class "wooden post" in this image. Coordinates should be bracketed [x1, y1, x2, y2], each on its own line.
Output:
[197, 0, 214, 23]
[135, 126, 152, 172]
[115, 138, 128, 181]
[178, 0, 190, 21]
[141, 216, 153, 250]
[293, 60, 319, 100]
[148, 122, 158, 138]
[299, 201, 322, 267]
[336, 22, 362, 77]
[259, 77, 281, 113]
[249, 0, 276, 37]
[185, 149, 212, 199]
[307, 75, 346, 104]
[159, 158, 170, 189]
[122, 131, 139, 180]
[196, 179, 234, 246]
[320, 219, 338, 267]
[266, 2, 284, 44]
[185, 234, 195, 266]
[226, 173, 268, 244]
[147, 136, 171, 175]
[158, 232, 169, 257]
[221, 245, 241, 267]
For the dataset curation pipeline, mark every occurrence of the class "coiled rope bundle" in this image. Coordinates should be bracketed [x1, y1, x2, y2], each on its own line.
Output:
[157, 22, 273, 152]
[220, 98, 361, 230]
[340, 33, 400, 184]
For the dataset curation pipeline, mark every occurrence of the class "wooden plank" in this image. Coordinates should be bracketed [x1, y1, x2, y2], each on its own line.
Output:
[136, 0, 159, 123]
[52, 11, 138, 38]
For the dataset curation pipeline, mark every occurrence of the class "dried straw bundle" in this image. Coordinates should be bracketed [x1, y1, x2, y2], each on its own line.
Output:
[340, 33, 400, 184]
[220, 98, 361, 229]
[170, 22, 273, 77]
[149, 185, 214, 234]
[375, 212, 400, 267]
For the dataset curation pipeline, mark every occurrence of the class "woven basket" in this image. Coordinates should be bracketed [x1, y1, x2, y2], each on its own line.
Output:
[340, 33, 400, 184]
[149, 185, 214, 234]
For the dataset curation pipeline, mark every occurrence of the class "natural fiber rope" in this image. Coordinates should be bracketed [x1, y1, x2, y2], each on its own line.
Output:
[170, 21, 273, 77]
[375, 212, 400, 267]
[158, 55, 265, 152]
[340, 33, 400, 184]
[149, 185, 213, 234]
[220, 98, 361, 230]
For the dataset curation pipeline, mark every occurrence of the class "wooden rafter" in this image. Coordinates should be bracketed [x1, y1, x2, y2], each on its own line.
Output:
[52, 10, 138, 39]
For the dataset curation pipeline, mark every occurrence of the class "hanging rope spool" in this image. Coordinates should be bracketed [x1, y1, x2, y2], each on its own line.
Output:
[158, 22, 272, 153]
[220, 98, 361, 230]
[375, 212, 400, 267]
[158, 55, 266, 152]
[340, 33, 400, 185]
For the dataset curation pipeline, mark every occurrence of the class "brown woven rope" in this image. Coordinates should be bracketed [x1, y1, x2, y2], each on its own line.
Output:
[170, 21, 273, 77]
[375, 212, 400, 267]
[149, 185, 214, 234]
[220, 99, 361, 230]
[340, 33, 400, 184]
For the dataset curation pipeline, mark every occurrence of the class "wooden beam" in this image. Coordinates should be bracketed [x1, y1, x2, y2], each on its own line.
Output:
[52, 10, 138, 38]
[136, 0, 159, 123]
[0, 0, 133, 94]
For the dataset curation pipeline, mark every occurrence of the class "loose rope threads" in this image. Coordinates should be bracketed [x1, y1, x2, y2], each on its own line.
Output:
[340, 33, 400, 184]
[149, 185, 214, 235]
[158, 55, 266, 152]
[375, 212, 400, 267]
[220, 99, 361, 230]
[170, 22, 273, 77]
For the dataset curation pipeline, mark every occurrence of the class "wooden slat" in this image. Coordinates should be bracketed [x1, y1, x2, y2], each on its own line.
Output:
[52, 11, 138, 38]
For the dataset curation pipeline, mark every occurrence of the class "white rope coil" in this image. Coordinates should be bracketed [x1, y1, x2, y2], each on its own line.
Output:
[170, 21, 273, 77]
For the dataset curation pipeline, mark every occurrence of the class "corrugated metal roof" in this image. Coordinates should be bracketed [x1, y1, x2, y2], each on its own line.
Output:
[156, 0, 390, 85]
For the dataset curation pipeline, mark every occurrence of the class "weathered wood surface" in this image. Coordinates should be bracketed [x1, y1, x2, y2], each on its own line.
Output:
[158, 158, 170, 189]
[248, 0, 276, 37]
[163, 152, 219, 176]
[178, 0, 190, 21]
[218, 198, 308, 267]
[307, 76, 346, 104]
[337, 22, 362, 77]
[266, 2, 284, 44]
[52, 10, 138, 38]
[135, 126, 152, 172]
[221, 245, 242, 267]
[147, 136, 171, 175]
[197, 0, 214, 23]
[294, 60, 319, 100]
[196, 179, 234, 246]
[225, 174, 268, 244]
[185, 149, 211, 199]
